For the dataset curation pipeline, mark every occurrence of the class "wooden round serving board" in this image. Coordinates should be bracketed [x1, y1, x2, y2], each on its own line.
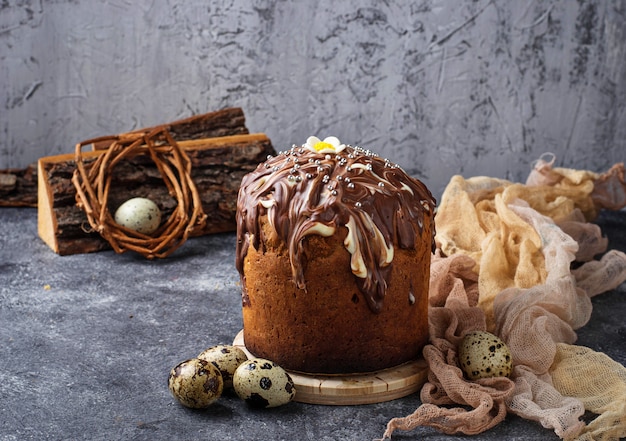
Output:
[233, 330, 429, 405]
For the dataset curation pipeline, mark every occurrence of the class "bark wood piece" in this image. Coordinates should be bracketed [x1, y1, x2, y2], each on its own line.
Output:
[38, 133, 275, 256]
[0, 163, 38, 207]
[91, 107, 249, 150]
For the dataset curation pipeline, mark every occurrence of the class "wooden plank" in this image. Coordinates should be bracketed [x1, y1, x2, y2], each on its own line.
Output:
[0, 164, 38, 207]
[91, 107, 249, 149]
[233, 330, 429, 405]
[38, 133, 275, 255]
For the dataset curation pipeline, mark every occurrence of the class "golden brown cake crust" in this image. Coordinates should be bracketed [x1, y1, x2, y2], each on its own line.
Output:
[242, 221, 432, 374]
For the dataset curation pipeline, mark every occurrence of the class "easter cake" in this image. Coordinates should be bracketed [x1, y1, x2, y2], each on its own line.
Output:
[235, 136, 436, 374]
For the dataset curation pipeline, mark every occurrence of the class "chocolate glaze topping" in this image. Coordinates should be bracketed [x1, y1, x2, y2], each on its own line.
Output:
[235, 143, 436, 313]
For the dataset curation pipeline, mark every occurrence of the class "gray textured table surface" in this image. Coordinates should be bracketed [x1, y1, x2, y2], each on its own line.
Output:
[1, 207, 624, 441]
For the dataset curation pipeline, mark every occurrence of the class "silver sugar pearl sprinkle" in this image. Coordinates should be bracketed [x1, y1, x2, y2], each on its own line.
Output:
[331, 190, 338, 196]
[378, 182, 385, 187]
[266, 155, 273, 160]
[306, 173, 313, 179]
[325, 155, 331, 160]
[355, 202, 362, 208]
[337, 175, 343, 181]
[346, 166, 352, 172]
[347, 183, 355, 189]
[296, 176, 302, 182]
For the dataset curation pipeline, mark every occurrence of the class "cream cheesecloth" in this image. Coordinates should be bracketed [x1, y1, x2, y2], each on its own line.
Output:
[381, 156, 626, 441]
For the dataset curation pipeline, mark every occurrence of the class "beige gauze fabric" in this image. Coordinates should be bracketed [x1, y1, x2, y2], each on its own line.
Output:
[381, 158, 626, 440]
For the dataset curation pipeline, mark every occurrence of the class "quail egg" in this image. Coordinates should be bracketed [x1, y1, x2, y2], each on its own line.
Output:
[114, 197, 162, 235]
[197, 345, 248, 389]
[233, 358, 296, 408]
[458, 331, 513, 380]
[168, 358, 223, 408]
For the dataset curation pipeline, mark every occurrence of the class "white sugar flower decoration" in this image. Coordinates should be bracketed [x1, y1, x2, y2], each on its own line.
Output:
[304, 136, 346, 154]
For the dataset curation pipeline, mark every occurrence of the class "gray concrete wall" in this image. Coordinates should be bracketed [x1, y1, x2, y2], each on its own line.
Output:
[1, 0, 625, 198]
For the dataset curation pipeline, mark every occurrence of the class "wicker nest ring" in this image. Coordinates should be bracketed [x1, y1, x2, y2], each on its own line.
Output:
[72, 126, 207, 259]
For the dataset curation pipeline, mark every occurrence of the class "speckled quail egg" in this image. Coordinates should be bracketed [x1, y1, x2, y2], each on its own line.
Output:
[114, 197, 162, 235]
[197, 345, 248, 389]
[168, 358, 224, 408]
[233, 358, 296, 408]
[458, 331, 513, 380]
